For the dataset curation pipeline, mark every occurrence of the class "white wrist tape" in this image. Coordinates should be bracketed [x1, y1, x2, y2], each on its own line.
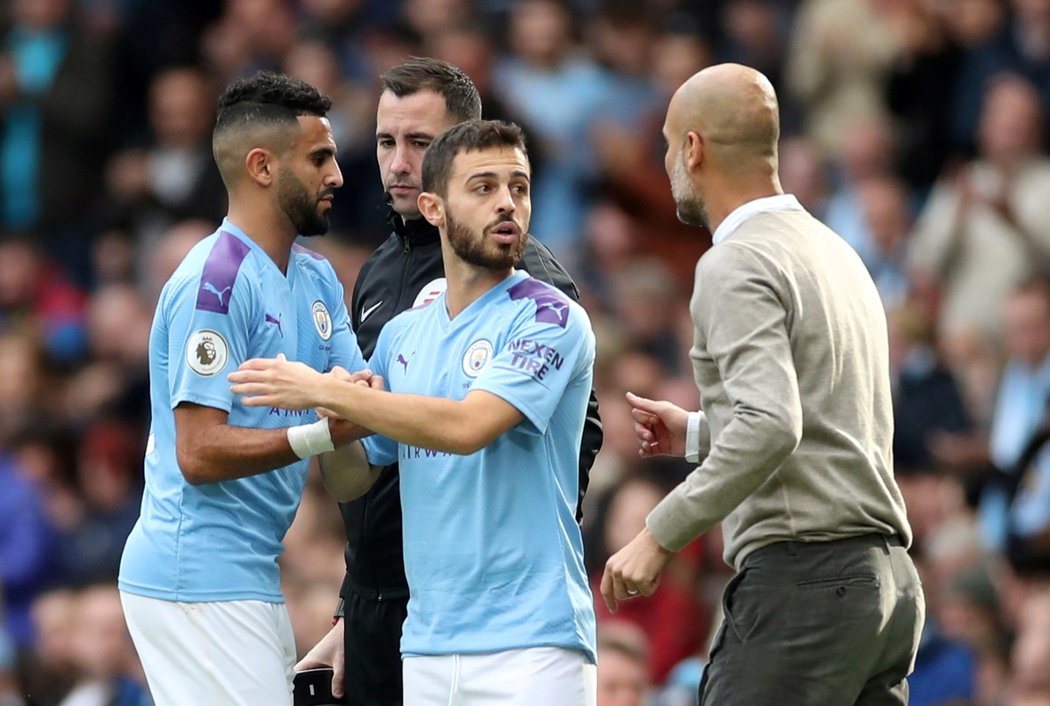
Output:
[685, 411, 703, 463]
[287, 418, 334, 460]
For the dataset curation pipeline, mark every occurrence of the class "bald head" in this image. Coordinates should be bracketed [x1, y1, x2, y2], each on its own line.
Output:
[666, 63, 780, 171]
[663, 63, 783, 229]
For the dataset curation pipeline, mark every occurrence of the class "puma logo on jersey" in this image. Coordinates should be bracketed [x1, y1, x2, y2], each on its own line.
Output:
[202, 282, 232, 307]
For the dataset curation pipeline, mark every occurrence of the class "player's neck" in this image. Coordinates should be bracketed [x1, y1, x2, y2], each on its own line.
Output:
[226, 202, 297, 274]
[443, 258, 513, 319]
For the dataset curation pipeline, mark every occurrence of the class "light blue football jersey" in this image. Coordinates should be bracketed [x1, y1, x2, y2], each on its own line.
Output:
[119, 220, 366, 603]
[363, 270, 597, 662]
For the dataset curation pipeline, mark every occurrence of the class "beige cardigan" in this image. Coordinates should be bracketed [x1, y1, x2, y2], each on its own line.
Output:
[647, 209, 911, 570]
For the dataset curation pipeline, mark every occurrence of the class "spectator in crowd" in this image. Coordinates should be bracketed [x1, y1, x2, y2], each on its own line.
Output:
[103, 66, 225, 246]
[933, 278, 1050, 564]
[855, 174, 913, 309]
[60, 585, 152, 706]
[590, 474, 705, 685]
[909, 74, 1050, 357]
[887, 303, 972, 473]
[596, 622, 652, 706]
[952, 0, 1050, 154]
[0, 238, 87, 365]
[0, 0, 114, 284]
[777, 135, 829, 219]
[785, 0, 898, 158]
[49, 421, 143, 588]
[493, 0, 615, 259]
[0, 623, 23, 706]
[21, 589, 77, 705]
[0, 450, 52, 649]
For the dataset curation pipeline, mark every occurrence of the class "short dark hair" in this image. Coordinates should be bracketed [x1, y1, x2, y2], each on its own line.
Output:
[380, 57, 481, 123]
[422, 120, 527, 196]
[214, 71, 331, 137]
[212, 71, 332, 186]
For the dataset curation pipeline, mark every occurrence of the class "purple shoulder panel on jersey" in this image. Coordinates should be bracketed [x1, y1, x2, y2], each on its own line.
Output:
[195, 231, 251, 314]
[507, 279, 570, 329]
[292, 242, 326, 261]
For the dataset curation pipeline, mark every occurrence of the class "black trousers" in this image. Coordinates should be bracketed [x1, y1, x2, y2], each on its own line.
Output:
[700, 534, 925, 706]
[343, 589, 408, 706]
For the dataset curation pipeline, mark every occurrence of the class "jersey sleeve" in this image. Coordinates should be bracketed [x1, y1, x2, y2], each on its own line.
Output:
[167, 269, 254, 413]
[472, 303, 595, 435]
[360, 322, 398, 467]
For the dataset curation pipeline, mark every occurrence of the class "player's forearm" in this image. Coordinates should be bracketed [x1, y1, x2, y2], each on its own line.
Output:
[177, 425, 302, 484]
[315, 381, 495, 455]
[318, 440, 382, 501]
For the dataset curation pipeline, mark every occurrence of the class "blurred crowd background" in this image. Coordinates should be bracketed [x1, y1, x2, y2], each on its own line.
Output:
[3, 0, 1050, 704]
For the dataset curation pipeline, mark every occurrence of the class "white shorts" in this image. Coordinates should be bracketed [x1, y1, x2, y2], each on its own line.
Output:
[403, 646, 596, 706]
[120, 591, 296, 706]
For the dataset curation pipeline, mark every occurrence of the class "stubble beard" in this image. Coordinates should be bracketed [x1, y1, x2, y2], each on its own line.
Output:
[670, 155, 708, 229]
[279, 168, 330, 237]
[446, 209, 526, 271]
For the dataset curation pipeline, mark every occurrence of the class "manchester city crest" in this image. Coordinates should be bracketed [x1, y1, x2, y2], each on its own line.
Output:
[311, 300, 333, 341]
[462, 339, 494, 378]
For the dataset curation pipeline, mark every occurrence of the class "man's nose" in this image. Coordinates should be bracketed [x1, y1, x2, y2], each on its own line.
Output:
[328, 161, 344, 189]
[495, 185, 516, 213]
[390, 144, 412, 176]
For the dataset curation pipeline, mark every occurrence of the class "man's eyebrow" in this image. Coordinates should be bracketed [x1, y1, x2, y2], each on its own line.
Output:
[375, 131, 435, 141]
[466, 170, 531, 181]
[309, 146, 336, 159]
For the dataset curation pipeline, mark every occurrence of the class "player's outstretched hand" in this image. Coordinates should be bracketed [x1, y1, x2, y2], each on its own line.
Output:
[295, 619, 345, 699]
[625, 391, 688, 458]
[229, 354, 323, 410]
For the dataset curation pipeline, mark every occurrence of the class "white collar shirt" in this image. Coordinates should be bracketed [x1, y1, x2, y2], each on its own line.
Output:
[712, 193, 806, 245]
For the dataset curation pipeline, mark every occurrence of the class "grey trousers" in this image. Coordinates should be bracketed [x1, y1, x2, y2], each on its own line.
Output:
[699, 534, 925, 706]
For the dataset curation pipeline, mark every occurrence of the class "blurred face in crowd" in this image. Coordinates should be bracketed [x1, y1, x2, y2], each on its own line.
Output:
[73, 587, 134, 680]
[13, 0, 70, 29]
[376, 89, 456, 219]
[150, 69, 214, 148]
[1005, 285, 1050, 369]
[1014, 0, 1050, 27]
[509, 0, 573, 67]
[978, 77, 1044, 164]
[857, 176, 909, 255]
[604, 478, 662, 553]
[435, 146, 531, 271]
[597, 646, 650, 706]
[283, 40, 342, 99]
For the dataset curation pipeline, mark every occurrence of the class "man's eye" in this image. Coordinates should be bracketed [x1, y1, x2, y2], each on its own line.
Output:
[413, 140, 430, 149]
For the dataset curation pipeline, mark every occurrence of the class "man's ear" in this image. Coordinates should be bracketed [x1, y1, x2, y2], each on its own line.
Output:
[418, 191, 444, 227]
[683, 131, 704, 172]
[245, 148, 275, 187]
